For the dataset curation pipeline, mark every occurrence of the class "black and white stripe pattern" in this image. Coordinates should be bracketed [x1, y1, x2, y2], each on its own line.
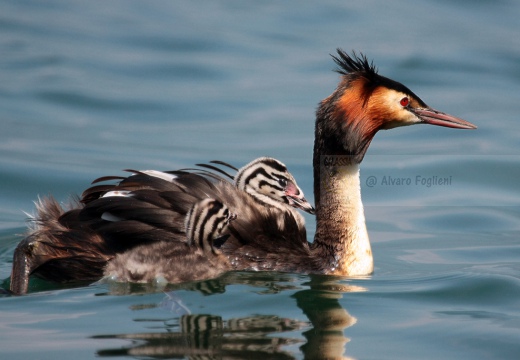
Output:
[235, 157, 302, 212]
[97, 157, 312, 226]
[185, 198, 235, 255]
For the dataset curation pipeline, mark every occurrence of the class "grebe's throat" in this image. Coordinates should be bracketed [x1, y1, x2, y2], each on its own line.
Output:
[313, 157, 373, 276]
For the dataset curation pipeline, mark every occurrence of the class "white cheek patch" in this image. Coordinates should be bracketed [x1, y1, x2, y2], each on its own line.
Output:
[141, 170, 177, 182]
[378, 89, 421, 127]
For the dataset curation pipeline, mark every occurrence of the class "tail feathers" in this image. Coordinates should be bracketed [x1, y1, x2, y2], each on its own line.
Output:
[26, 196, 82, 232]
[10, 196, 108, 294]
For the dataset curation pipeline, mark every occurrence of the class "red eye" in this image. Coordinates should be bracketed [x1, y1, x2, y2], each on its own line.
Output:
[400, 97, 410, 107]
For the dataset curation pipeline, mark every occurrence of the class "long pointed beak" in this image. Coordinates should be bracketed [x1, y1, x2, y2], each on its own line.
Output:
[287, 194, 316, 215]
[284, 179, 316, 215]
[413, 107, 477, 129]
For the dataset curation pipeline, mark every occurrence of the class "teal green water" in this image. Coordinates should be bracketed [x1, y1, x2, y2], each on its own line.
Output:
[1, 1, 520, 359]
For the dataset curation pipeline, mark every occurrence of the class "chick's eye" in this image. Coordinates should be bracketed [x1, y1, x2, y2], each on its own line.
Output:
[400, 97, 410, 107]
[277, 178, 287, 188]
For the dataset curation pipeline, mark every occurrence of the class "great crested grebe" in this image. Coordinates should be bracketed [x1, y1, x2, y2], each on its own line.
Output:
[9, 50, 476, 294]
[10, 157, 312, 294]
[310, 50, 475, 275]
[104, 198, 236, 283]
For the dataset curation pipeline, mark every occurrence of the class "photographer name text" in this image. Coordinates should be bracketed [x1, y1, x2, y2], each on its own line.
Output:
[365, 175, 452, 188]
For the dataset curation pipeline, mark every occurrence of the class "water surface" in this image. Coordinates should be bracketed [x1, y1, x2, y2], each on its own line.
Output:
[1, 1, 520, 359]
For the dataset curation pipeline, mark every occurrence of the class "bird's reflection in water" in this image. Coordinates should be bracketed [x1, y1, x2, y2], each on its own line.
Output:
[293, 275, 364, 360]
[94, 272, 366, 359]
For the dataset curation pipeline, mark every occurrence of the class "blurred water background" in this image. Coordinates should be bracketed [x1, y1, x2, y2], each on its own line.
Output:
[1, 1, 520, 359]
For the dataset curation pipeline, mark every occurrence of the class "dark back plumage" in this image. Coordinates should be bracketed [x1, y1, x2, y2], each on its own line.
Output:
[104, 198, 235, 284]
[10, 157, 312, 294]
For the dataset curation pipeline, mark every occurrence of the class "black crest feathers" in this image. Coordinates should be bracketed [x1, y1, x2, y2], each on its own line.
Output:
[331, 49, 378, 78]
[330, 48, 421, 104]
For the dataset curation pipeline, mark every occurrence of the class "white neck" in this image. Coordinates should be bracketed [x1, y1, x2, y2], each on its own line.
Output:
[313, 162, 373, 276]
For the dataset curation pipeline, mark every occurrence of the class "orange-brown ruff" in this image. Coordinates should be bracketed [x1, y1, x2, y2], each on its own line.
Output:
[9, 49, 476, 294]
